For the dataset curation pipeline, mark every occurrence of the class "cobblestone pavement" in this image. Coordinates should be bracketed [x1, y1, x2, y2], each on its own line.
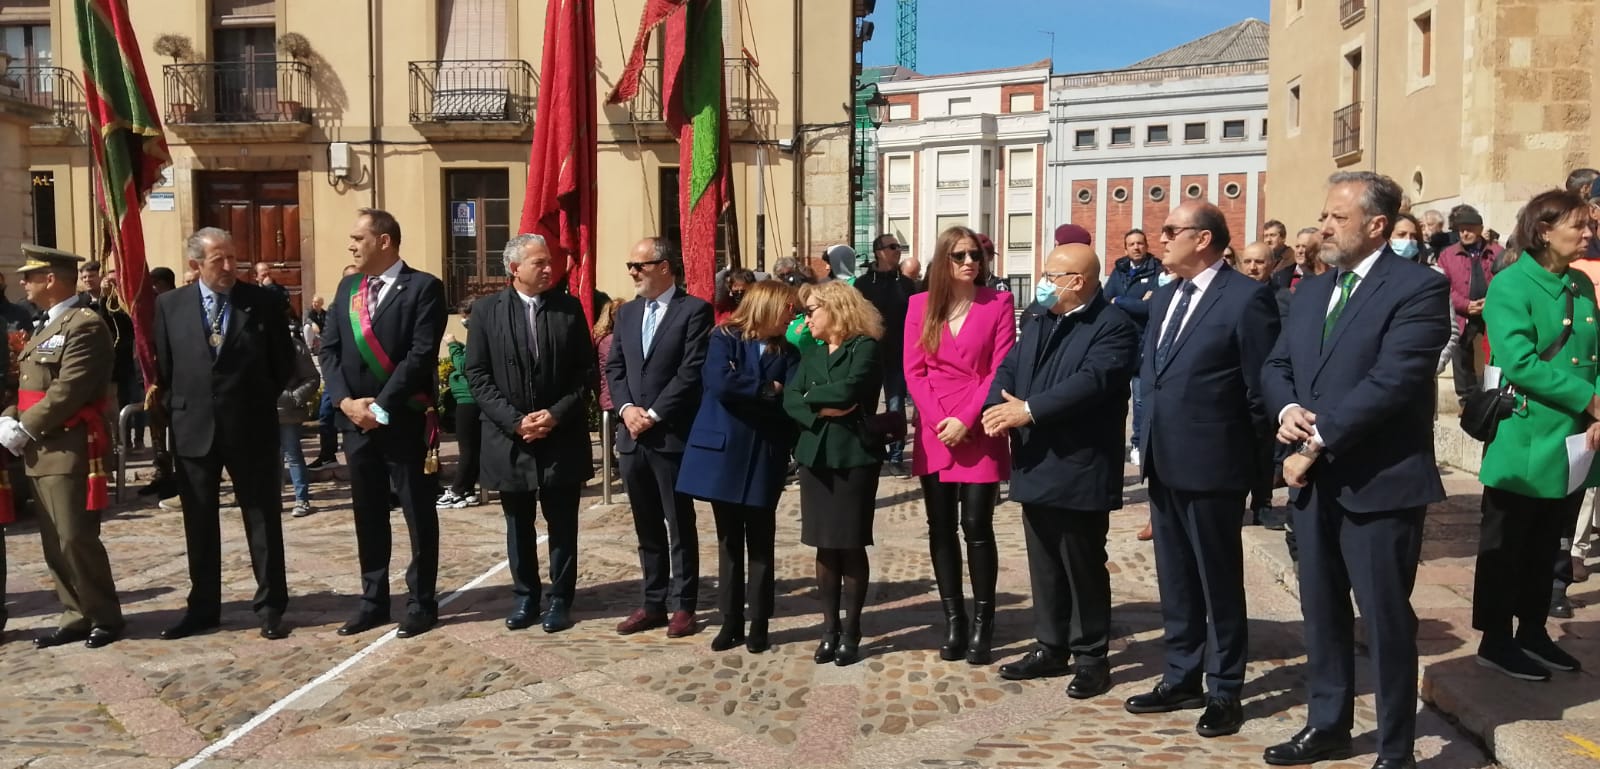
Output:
[0, 440, 1498, 768]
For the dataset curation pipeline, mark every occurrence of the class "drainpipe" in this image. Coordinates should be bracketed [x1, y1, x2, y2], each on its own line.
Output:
[1369, 1, 1379, 173]
[792, 0, 804, 259]
[367, 0, 380, 208]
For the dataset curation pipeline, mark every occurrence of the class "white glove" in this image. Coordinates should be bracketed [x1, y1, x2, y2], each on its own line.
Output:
[0, 421, 29, 455]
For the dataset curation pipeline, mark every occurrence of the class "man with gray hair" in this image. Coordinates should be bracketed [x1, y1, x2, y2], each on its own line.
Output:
[462, 234, 595, 633]
[1263, 171, 1450, 769]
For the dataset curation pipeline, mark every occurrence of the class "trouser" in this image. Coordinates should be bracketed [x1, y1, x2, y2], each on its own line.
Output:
[279, 424, 309, 502]
[1129, 376, 1144, 451]
[32, 473, 123, 632]
[883, 368, 907, 463]
[1147, 477, 1247, 698]
[1451, 321, 1484, 406]
[450, 401, 482, 497]
[711, 500, 777, 620]
[176, 440, 289, 618]
[1475, 486, 1576, 637]
[620, 445, 698, 612]
[346, 425, 440, 615]
[502, 485, 581, 604]
[920, 477, 998, 606]
[1021, 504, 1111, 660]
[316, 391, 338, 460]
[1574, 489, 1598, 559]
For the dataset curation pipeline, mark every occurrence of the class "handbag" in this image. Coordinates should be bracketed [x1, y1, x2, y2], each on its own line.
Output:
[864, 409, 907, 445]
[1460, 288, 1573, 442]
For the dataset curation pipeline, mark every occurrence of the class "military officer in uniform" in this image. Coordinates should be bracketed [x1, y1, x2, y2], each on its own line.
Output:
[0, 245, 123, 649]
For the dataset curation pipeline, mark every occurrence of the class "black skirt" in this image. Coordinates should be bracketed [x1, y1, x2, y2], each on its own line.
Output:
[799, 464, 881, 548]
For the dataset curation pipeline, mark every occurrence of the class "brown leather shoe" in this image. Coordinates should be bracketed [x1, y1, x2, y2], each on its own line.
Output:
[1574, 556, 1590, 583]
[616, 608, 668, 635]
[1137, 520, 1154, 541]
[666, 610, 698, 638]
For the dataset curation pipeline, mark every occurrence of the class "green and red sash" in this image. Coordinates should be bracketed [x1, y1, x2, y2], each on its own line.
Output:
[348, 277, 440, 472]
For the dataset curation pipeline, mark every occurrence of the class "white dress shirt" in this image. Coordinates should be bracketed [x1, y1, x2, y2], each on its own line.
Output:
[514, 288, 543, 358]
[367, 259, 407, 308]
[1154, 257, 1225, 344]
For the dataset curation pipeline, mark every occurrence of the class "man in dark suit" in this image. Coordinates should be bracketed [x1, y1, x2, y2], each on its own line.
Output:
[606, 237, 713, 637]
[320, 209, 447, 638]
[1262, 173, 1450, 769]
[464, 234, 594, 634]
[1127, 201, 1280, 738]
[984, 243, 1139, 698]
[154, 227, 295, 640]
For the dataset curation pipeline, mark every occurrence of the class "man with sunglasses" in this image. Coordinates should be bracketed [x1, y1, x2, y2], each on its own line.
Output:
[1126, 202, 1279, 739]
[856, 234, 918, 476]
[607, 237, 713, 638]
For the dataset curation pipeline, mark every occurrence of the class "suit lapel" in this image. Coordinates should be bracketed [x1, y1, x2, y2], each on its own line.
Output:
[1156, 269, 1228, 377]
[1316, 252, 1392, 375]
[373, 267, 409, 322]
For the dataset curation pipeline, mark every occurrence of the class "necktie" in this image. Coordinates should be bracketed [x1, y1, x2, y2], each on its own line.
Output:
[1323, 271, 1361, 344]
[31, 311, 46, 331]
[1153, 281, 1196, 371]
[366, 276, 382, 310]
[526, 298, 540, 360]
[642, 299, 660, 355]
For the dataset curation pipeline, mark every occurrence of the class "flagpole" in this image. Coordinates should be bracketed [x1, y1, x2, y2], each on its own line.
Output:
[755, 145, 766, 271]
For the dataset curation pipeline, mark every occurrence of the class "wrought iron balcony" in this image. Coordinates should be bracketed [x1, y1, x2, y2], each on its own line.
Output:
[163, 60, 312, 125]
[0, 65, 87, 142]
[627, 58, 756, 126]
[1339, 0, 1366, 25]
[409, 60, 535, 124]
[1333, 103, 1362, 159]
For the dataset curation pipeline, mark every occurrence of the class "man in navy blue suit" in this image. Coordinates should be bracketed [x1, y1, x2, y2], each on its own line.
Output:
[1127, 201, 1280, 738]
[1262, 172, 1449, 769]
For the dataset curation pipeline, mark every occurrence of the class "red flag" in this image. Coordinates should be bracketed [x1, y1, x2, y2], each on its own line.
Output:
[519, 0, 599, 321]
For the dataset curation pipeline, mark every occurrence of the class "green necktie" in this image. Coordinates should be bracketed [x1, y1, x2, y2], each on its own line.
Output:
[1322, 271, 1360, 343]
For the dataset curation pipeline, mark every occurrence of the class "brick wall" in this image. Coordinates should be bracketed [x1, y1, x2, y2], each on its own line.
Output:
[1142, 177, 1171, 238]
[1071, 179, 1098, 252]
[1104, 177, 1135, 272]
[887, 93, 918, 121]
[999, 83, 1046, 114]
[1218, 173, 1250, 247]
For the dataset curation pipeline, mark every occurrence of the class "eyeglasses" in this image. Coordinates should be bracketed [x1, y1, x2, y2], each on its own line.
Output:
[1041, 271, 1082, 281]
[1160, 225, 1199, 239]
[625, 258, 667, 272]
[948, 249, 986, 264]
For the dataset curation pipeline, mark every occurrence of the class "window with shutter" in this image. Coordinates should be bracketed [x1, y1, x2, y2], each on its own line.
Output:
[437, 0, 507, 60]
[213, 0, 276, 28]
[936, 151, 968, 189]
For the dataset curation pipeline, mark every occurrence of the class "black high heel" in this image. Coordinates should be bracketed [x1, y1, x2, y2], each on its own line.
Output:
[834, 633, 863, 666]
[814, 631, 841, 664]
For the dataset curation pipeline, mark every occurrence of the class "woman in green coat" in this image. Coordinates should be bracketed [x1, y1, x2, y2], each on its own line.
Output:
[783, 280, 884, 667]
[1476, 188, 1600, 681]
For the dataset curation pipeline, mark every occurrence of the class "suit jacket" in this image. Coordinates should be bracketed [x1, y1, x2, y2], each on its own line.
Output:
[155, 282, 294, 457]
[464, 287, 596, 492]
[1263, 250, 1450, 511]
[318, 263, 447, 441]
[677, 327, 801, 507]
[3, 300, 113, 477]
[783, 335, 883, 469]
[605, 289, 714, 453]
[1138, 263, 1280, 493]
[904, 287, 1015, 481]
[988, 293, 1139, 510]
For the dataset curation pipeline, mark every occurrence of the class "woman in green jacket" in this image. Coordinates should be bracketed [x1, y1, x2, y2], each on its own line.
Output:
[439, 299, 480, 509]
[783, 280, 884, 667]
[1476, 188, 1600, 681]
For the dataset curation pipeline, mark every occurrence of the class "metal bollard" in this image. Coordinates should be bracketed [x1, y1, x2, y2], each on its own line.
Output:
[115, 403, 144, 504]
[600, 410, 613, 505]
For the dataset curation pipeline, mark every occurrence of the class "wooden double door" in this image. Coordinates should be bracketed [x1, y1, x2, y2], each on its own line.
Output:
[196, 171, 304, 315]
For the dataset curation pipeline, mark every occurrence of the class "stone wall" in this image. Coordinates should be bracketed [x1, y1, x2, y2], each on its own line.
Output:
[0, 89, 49, 273]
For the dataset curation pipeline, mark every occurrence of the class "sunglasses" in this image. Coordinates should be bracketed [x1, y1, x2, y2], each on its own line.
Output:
[879, 243, 903, 252]
[948, 249, 985, 264]
[625, 258, 667, 272]
[1160, 225, 1199, 239]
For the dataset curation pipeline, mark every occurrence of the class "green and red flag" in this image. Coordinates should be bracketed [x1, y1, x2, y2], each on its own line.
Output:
[75, 0, 170, 385]
[609, 0, 730, 302]
[519, 0, 599, 322]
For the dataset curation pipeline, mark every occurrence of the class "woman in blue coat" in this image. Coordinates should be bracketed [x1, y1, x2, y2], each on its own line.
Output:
[678, 280, 802, 653]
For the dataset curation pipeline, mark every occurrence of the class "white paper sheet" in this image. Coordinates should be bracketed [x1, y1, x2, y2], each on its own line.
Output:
[1482, 365, 1503, 391]
[1567, 433, 1595, 495]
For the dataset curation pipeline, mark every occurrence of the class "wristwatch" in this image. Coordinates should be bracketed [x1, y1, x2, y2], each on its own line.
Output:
[1294, 440, 1321, 458]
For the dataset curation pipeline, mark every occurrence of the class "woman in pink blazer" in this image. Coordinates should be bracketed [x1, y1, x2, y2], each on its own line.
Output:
[904, 225, 1016, 665]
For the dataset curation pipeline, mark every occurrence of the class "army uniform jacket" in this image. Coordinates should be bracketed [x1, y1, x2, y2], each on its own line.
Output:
[1, 301, 114, 477]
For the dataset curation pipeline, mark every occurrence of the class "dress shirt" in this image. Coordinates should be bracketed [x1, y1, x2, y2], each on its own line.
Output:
[43, 293, 80, 328]
[514, 288, 543, 358]
[1154, 258, 1225, 344]
[197, 281, 232, 336]
[1280, 245, 1386, 447]
[622, 287, 675, 422]
[367, 259, 406, 308]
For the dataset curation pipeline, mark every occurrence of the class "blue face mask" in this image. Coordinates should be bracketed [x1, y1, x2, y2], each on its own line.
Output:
[1034, 280, 1059, 307]
[1157, 272, 1176, 287]
[1390, 238, 1419, 259]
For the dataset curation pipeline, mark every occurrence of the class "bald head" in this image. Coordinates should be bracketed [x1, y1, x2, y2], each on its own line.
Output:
[1040, 243, 1102, 314]
[1238, 242, 1272, 282]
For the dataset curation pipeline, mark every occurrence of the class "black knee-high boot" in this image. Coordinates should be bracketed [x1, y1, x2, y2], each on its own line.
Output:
[923, 477, 966, 660]
[963, 483, 1000, 665]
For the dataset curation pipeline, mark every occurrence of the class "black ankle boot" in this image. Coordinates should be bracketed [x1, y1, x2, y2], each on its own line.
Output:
[746, 618, 770, 653]
[710, 614, 744, 651]
[940, 598, 967, 661]
[966, 600, 995, 665]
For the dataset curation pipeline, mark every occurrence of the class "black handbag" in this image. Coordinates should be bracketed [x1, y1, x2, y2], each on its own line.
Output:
[1460, 289, 1573, 442]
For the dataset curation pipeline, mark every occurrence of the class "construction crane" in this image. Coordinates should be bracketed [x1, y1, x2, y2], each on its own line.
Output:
[897, 0, 917, 70]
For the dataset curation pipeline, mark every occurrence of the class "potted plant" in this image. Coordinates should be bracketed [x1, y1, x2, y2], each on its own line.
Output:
[153, 34, 195, 122]
[273, 33, 310, 121]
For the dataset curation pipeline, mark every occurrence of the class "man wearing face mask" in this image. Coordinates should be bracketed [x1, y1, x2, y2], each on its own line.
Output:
[982, 243, 1139, 698]
[855, 233, 918, 475]
[1437, 204, 1503, 407]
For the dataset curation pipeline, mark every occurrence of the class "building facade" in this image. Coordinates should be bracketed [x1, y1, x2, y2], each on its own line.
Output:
[0, 0, 858, 310]
[1048, 20, 1269, 271]
[874, 62, 1051, 294]
[1267, 0, 1600, 232]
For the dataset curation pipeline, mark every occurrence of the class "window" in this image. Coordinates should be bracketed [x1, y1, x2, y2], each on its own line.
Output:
[888, 101, 911, 121]
[1111, 186, 1129, 202]
[1110, 126, 1133, 146]
[887, 216, 911, 255]
[1074, 129, 1096, 149]
[886, 155, 912, 193]
[1149, 185, 1165, 202]
[1147, 124, 1170, 144]
[982, 149, 993, 188]
[1184, 122, 1207, 142]
[934, 214, 968, 235]
[1008, 91, 1034, 112]
[1288, 83, 1301, 131]
[0, 23, 51, 70]
[1184, 183, 1203, 199]
[1222, 120, 1246, 140]
[1412, 11, 1434, 80]
[1223, 182, 1242, 199]
[437, 0, 508, 59]
[1007, 147, 1035, 187]
[444, 168, 511, 307]
[1075, 188, 1093, 204]
[1261, 118, 1269, 138]
[935, 151, 969, 189]
[947, 96, 972, 115]
[1006, 213, 1034, 250]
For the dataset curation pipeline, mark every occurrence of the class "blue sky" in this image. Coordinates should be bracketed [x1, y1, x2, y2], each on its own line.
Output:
[862, 0, 1271, 75]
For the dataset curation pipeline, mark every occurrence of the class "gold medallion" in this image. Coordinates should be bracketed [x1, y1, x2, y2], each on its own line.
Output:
[209, 332, 223, 348]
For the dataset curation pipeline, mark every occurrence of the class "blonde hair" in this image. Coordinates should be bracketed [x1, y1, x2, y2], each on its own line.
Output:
[724, 280, 796, 344]
[592, 298, 620, 341]
[799, 280, 883, 341]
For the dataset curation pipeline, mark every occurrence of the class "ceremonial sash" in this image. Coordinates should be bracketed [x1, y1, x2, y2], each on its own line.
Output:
[0, 390, 112, 515]
[347, 278, 441, 473]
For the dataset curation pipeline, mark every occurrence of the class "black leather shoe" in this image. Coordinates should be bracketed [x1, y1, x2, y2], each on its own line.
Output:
[834, 633, 863, 667]
[710, 616, 744, 651]
[260, 611, 288, 640]
[337, 611, 391, 636]
[85, 627, 120, 649]
[1263, 726, 1354, 766]
[34, 627, 90, 648]
[1518, 630, 1582, 672]
[745, 620, 770, 653]
[814, 631, 840, 664]
[505, 601, 539, 631]
[1371, 758, 1416, 769]
[160, 613, 221, 640]
[396, 611, 437, 638]
[1195, 696, 1244, 737]
[1066, 661, 1112, 699]
[1124, 682, 1206, 714]
[1477, 637, 1552, 681]
[541, 599, 573, 633]
[999, 648, 1072, 681]
[1551, 588, 1575, 619]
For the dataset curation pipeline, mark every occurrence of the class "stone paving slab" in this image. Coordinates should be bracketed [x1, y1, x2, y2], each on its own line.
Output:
[0, 435, 1500, 768]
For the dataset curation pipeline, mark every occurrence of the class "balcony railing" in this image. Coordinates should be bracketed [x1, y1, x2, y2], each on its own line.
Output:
[628, 58, 755, 124]
[1332, 103, 1362, 158]
[0, 65, 86, 133]
[409, 60, 535, 123]
[163, 60, 312, 124]
[1339, 0, 1366, 24]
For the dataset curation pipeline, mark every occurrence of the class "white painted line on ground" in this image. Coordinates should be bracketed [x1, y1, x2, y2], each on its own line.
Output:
[170, 536, 537, 769]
